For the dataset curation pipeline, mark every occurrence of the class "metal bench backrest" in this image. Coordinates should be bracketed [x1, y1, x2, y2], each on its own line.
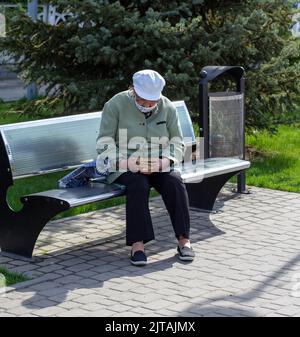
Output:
[1, 112, 101, 179]
[0, 101, 195, 179]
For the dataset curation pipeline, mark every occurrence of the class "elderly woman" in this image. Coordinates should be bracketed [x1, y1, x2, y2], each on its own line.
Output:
[96, 70, 195, 266]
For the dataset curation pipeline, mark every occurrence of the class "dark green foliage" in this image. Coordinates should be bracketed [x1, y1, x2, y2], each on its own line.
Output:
[1, 0, 300, 130]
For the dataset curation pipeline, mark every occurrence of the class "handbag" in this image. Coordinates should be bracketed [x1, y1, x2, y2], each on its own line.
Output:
[58, 158, 110, 188]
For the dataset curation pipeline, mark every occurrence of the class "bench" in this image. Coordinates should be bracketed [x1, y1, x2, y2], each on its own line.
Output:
[0, 101, 250, 259]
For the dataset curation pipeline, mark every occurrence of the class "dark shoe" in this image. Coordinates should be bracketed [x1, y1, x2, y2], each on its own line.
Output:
[177, 245, 195, 261]
[130, 250, 147, 266]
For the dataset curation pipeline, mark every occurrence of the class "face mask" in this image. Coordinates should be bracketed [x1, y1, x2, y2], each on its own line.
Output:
[135, 100, 157, 114]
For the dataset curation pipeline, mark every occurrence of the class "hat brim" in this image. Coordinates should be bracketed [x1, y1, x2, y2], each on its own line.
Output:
[133, 86, 161, 101]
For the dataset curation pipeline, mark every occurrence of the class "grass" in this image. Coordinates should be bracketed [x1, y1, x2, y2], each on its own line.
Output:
[245, 124, 300, 192]
[0, 100, 37, 125]
[0, 266, 30, 287]
[192, 120, 300, 193]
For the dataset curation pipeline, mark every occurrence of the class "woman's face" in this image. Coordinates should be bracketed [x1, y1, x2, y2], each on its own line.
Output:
[134, 90, 158, 108]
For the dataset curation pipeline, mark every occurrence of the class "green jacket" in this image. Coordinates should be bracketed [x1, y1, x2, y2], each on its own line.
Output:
[96, 90, 185, 184]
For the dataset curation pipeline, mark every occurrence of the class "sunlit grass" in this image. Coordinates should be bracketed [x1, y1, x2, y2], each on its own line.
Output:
[245, 124, 300, 192]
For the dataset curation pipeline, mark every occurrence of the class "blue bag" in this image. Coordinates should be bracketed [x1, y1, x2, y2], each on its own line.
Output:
[58, 158, 109, 188]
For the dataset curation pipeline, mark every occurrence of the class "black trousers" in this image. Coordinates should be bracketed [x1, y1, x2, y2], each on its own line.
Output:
[114, 170, 191, 246]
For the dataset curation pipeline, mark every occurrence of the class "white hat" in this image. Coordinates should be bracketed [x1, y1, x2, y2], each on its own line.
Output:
[133, 69, 166, 101]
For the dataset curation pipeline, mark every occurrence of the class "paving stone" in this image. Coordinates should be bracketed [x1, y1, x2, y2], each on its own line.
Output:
[83, 309, 116, 317]
[107, 303, 133, 313]
[58, 309, 93, 317]
[142, 299, 175, 311]
[33, 299, 61, 308]
[33, 306, 66, 317]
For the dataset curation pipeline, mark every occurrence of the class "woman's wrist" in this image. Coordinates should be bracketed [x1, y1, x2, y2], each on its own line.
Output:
[118, 159, 128, 170]
[160, 157, 170, 170]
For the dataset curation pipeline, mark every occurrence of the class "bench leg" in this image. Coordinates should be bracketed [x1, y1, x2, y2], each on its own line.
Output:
[0, 196, 69, 259]
[185, 171, 240, 211]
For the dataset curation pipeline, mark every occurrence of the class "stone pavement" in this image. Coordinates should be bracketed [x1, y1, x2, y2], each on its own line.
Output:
[1, 185, 300, 317]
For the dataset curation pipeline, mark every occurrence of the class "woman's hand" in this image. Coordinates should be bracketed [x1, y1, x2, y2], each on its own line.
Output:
[139, 157, 171, 175]
[119, 157, 140, 173]
[160, 157, 171, 171]
[119, 157, 171, 174]
[139, 158, 159, 175]
[118, 159, 127, 171]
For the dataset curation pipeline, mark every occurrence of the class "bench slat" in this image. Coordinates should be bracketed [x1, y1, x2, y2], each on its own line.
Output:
[181, 157, 250, 183]
[172, 101, 196, 146]
[23, 182, 126, 208]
